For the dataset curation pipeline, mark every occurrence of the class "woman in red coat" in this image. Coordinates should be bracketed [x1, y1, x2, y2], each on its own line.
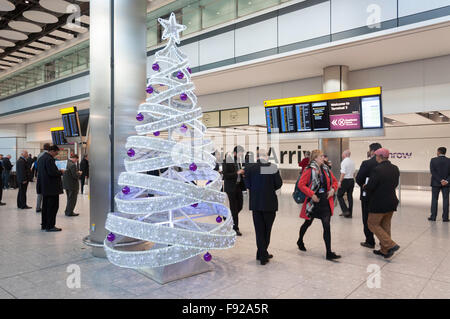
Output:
[296, 150, 341, 260]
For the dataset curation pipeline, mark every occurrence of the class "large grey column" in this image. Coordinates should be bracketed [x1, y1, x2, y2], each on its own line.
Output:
[88, 0, 147, 257]
[321, 66, 349, 178]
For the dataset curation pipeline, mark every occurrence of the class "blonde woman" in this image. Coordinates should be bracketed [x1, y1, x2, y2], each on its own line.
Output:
[296, 150, 341, 260]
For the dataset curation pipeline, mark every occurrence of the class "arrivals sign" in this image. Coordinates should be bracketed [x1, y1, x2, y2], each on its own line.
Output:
[264, 87, 383, 134]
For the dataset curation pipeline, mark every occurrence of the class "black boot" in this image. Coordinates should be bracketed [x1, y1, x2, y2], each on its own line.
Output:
[297, 240, 306, 251]
[326, 252, 341, 260]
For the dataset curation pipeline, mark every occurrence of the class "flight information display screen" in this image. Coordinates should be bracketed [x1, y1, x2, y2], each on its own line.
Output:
[51, 130, 68, 145]
[295, 103, 312, 132]
[62, 112, 81, 137]
[361, 96, 382, 128]
[311, 102, 330, 131]
[280, 105, 296, 133]
[265, 107, 281, 133]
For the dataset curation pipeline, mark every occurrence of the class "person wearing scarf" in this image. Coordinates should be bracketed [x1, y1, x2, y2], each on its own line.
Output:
[296, 150, 341, 260]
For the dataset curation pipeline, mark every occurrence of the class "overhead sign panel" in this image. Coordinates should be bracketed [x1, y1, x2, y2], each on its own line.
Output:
[263, 87, 383, 134]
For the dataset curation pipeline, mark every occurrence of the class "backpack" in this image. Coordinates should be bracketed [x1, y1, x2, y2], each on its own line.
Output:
[292, 168, 311, 204]
[292, 166, 334, 204]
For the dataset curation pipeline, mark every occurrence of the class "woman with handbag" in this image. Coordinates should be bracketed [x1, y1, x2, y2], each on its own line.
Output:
[296, 150, 341, 261]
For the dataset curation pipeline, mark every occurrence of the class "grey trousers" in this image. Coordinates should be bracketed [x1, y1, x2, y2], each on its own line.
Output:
[36, 194, 43, 211]
[65, 189, 78, 215]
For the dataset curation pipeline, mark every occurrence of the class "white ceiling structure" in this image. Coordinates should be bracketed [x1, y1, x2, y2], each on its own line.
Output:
[192, 18, 450, 96]
[0, 0, 89, 72]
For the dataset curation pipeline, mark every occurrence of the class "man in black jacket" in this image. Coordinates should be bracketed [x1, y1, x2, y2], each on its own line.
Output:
[355, 142, 382, 249]
[429, 147, 450, 222]
[63, 154, 80, 217]
[80, 155, 89, 194]
[0, 154, 4, 206]
[364, 148, 400, 259]
[37, 145, 64, 232]
[244, 150, 283, 265]
[2, 155, 13, 189]
[223, 146, 246, 236]
[16, 150, 32, 209]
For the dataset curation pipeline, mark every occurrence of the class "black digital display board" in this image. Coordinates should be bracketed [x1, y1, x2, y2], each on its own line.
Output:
[61, 107, 81, 138]
[311, 102, 330, 131]
[295, 103, 312, 132]
[280, 105, 296, 133]
[266, 107, 280, 133]
[51, 130, 68, 145]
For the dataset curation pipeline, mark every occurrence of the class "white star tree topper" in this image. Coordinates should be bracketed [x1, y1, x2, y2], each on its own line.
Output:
[158, 12, 186, 44]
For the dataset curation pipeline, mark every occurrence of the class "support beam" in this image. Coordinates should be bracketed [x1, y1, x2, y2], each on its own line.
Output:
[88, 0, 147, 257]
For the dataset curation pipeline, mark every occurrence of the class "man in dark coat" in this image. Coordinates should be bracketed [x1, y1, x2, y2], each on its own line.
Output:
[0, 154, 4, 206]
[244, 150, 283, 265]
[364, 148, 400, 259]
[79, 155, 89, 194]
[63, 154, 80, 217]
[223, 146, 246, 236]
[26, 154, 34, 182]
[2, 155, 13, 189]
[37, 145, 64, 232]
[429, 147, 450, 221]
[355, 142, 382, 249]
[16, 150, 32, 209]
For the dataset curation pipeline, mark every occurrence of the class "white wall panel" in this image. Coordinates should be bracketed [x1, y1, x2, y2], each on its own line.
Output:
[180, 42, 200, 67]
[399, 0, 450, 17]
[199, 31, 235, 65]
[278, 1, 331, 46]
[331, 0, 397, 34]
[235, 17, 277, 56]
[26, 119, 61, 143]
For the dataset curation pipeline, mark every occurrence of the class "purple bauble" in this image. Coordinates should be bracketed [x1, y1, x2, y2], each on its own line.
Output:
[146, 86, 153, 94]
[180, 124, 188, 133]
[180, 93, 188, 101]
[152, 63, 160, 71]
[107, 233, 116, 242]
[191, 203, 198, 208]
[153, 131, 160, 137]
[136, 113, 144, 121]
[189, 162, 197, 171]
[127, 148, 135, 157]
[203, 252, 212, 262]
[187, 67, 192, 74]
[176, 71, 184, 79]
[216, 216, 222, 223]
[122, 186, 130, 195]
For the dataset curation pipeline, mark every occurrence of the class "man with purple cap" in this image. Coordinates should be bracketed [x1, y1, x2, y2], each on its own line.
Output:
[363, 148, 401, 258]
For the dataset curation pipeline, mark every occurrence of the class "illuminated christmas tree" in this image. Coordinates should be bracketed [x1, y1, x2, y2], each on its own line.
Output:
[104, 13, 235, 270]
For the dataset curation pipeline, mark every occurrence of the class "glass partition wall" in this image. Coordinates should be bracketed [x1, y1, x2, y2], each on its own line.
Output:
[0, 0, 290, 99]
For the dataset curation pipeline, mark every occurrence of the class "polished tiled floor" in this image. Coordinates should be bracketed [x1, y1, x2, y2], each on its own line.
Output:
[0, 182, 449, 299]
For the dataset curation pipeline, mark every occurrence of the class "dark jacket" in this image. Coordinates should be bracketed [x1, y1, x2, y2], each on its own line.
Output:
[356, 156, 379, 201]
[222, 157, 246, 193]
[430, 155, 450, 187]
[364, 160, 400, 213]
[26, 156, 33, 170]
[36, 152, 63, 196]
[63, 160, 80, 191]
[16, 157, 31, 184]
[80, 159, 89, 178]
[244, 162, 282, 212]
[2, 157, 12, 171]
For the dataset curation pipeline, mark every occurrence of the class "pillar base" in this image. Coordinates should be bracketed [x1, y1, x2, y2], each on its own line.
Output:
[137, 255, 213, 285]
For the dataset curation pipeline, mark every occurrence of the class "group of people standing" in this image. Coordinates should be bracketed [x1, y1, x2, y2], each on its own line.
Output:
[221, 142, 408, 265]
[0, 143, 90, 232]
